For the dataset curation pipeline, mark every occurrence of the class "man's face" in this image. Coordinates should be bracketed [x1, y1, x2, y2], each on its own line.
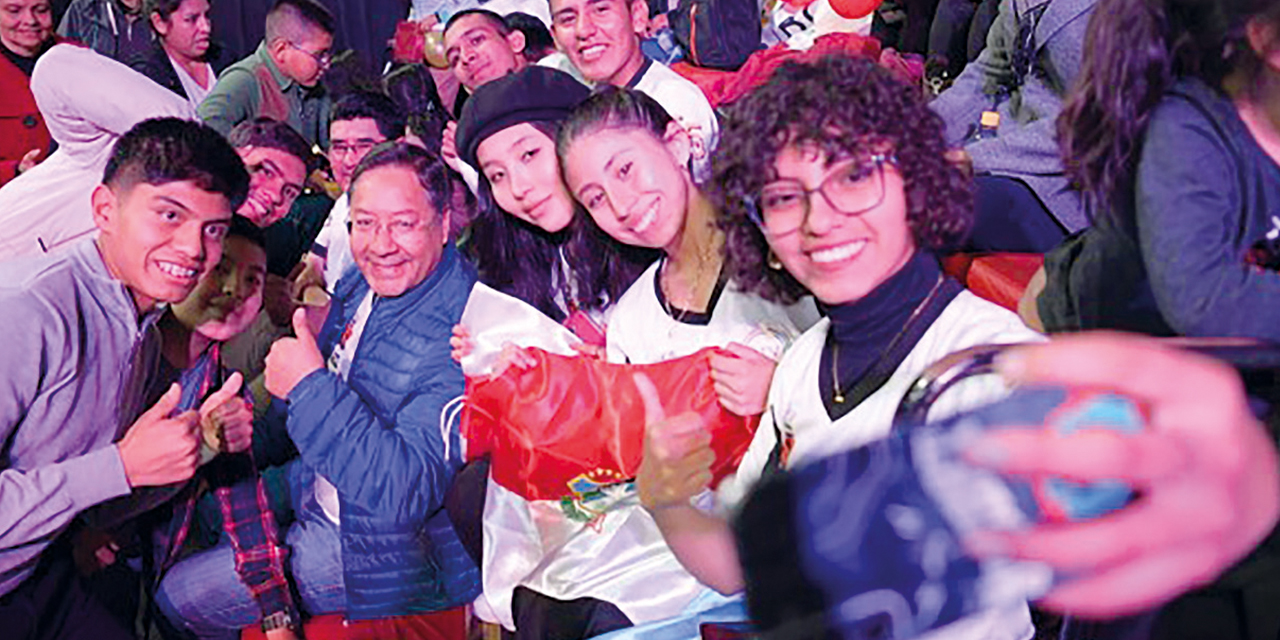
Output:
[549, 0, 646, 85]
[0, 0, 52, 57]
[444, 13, 526, 92]
[172, 234, 267, 342]
[349, 165, 449, 297]
[236, 145, 307, 227]
[94, 179, 234, 313]
[276, 28, 332, 87]
[328, 117, 386, 193]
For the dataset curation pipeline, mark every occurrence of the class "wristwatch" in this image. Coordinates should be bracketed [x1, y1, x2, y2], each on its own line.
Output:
[261, 611, 296, 633]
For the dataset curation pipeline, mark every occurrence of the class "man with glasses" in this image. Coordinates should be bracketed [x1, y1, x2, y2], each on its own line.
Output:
[199, 0, 335, 148]
[296, 92, 405, 297]
[158, 143, 480, 639]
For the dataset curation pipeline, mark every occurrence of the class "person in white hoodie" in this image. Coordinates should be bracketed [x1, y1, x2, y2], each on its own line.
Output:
[0, 43, 193, 259]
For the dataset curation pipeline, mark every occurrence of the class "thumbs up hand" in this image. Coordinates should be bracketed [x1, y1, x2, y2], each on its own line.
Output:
[117, 383, 201, 487]
[634, 373, 715, 512]
[198, 372, 253, 454]
[265, 307, 326, 399]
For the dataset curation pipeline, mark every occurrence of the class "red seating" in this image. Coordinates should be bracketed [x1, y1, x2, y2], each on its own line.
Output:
[240, 607, 468, 640]
[942, 253, 1043, 312]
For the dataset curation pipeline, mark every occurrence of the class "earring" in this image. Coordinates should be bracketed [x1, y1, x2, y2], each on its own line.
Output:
[767, 251, 783, 271]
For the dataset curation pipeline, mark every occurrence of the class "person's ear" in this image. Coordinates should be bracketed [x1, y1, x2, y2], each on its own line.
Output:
[662, 120, 691, 168]
[440, 208, 453, 244]
[267, 38, 289, 63]
[150, 12, 170, 38]
[1246, 17, 1280, 71]
[629, 0, 649, 36]
[507, 29, 527, 55]
[91, 183, 118, 233]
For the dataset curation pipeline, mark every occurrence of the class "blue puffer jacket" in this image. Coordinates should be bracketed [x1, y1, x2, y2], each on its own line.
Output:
[286, 245, 481, 620]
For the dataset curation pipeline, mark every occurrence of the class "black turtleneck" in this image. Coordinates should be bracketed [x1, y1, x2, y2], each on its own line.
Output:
[817, 250, 960, 420]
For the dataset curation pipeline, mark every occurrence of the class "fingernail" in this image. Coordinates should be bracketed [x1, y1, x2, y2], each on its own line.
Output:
[994, 349, 1027, 383]
[964, 438, 1008, 467]
[965, 532, 1010, 557]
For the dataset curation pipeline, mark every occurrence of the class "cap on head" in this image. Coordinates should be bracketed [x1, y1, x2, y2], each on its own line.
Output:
[455, 66, 590, 167]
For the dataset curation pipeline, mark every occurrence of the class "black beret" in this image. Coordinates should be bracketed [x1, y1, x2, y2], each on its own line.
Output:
[456, 66, 590, 168]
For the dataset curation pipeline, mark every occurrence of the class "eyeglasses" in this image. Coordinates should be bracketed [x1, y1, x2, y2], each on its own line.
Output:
[287, 41, 332, 68]
[347, 216, 431, 243]
[329, 138, 383, 159]
[746, 154, 894, 237]
[248, 160, 304, 204]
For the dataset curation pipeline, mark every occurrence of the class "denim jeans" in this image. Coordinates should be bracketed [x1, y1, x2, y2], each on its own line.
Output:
[154, 460, 346, 639]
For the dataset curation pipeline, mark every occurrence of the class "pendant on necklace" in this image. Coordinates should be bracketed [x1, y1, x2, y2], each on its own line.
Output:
[834, 390, 845, 404]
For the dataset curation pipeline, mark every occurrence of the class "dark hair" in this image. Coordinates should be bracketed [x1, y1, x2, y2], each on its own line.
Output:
[504, 12, 556, 62]
[321, 50, 384, 99]
[105, 117, 250, 211]
[713, 55, 972, 304]
[556, 85, 673, 161]
[265, 0, 335, 41]
[226, 214, 267, 250]
[330, 91, 406, 141]
[145, 0, 197, 22]
[444, 8, 511, 37]
[1060, 0, 1280, 210]
[226, 117, 316, 169]
[466, 119, 656, 319]
[384, 64, 451, 157]
[349, 142, 456, 222]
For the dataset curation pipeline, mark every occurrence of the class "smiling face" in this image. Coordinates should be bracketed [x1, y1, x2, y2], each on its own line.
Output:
[549, 0, 647, 86]
[0, 0, 52, 57]
[349, 165, 450, 297]
[763, 143, 915, 306]
[476, 123, 575, 232]
[236, 145, 307, 227]
[444, 13, 526, 92]
[172, 234, 266, 341]
[94, 179, 234, 313]
[562, 124, 691, 253]
[152, 0, 211, 62]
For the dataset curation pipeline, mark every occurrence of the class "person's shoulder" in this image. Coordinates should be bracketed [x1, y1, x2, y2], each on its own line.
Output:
[926, 290, 1044, 350]
[0, 250, 88, 328]
[637, 61, 709, 103]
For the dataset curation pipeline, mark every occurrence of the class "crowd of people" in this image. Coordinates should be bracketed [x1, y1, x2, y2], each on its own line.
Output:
[1, 0, 1279, 638]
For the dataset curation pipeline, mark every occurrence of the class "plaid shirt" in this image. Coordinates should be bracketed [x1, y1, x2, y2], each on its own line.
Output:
[150, 344, 298, 623]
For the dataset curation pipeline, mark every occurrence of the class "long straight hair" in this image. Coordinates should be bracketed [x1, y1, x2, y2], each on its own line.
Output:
[1058, 0, 1280, 213]
[464, 121, 656, 321]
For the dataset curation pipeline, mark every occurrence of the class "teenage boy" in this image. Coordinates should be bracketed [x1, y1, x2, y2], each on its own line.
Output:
[199, 0, 335, 147]
[0, 117, 249, 639]
[547, 0, 718, 180]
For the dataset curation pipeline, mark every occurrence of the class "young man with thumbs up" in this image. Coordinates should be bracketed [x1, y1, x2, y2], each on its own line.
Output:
[0, 117, 250, 639]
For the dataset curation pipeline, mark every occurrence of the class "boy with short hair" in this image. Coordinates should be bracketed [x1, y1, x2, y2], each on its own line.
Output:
[0, 116, 249, 639]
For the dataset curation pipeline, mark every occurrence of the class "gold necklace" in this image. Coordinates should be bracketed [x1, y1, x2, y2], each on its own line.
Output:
[831, 274, 945, 404]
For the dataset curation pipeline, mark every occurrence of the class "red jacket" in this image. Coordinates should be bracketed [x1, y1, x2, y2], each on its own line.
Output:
[0, 46, 54, 187]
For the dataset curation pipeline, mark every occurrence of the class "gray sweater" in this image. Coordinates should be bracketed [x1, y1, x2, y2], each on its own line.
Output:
[0, 239, 160, 596]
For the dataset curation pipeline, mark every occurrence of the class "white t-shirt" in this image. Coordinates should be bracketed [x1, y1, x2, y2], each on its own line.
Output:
[314, 290, 376, 524]
[628, 60, 720, 184]
[605, 261, 807, 365]
[170, 54, 212, 111]
[312, 192, 353, 292]
[721, 290, 1042, 640]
